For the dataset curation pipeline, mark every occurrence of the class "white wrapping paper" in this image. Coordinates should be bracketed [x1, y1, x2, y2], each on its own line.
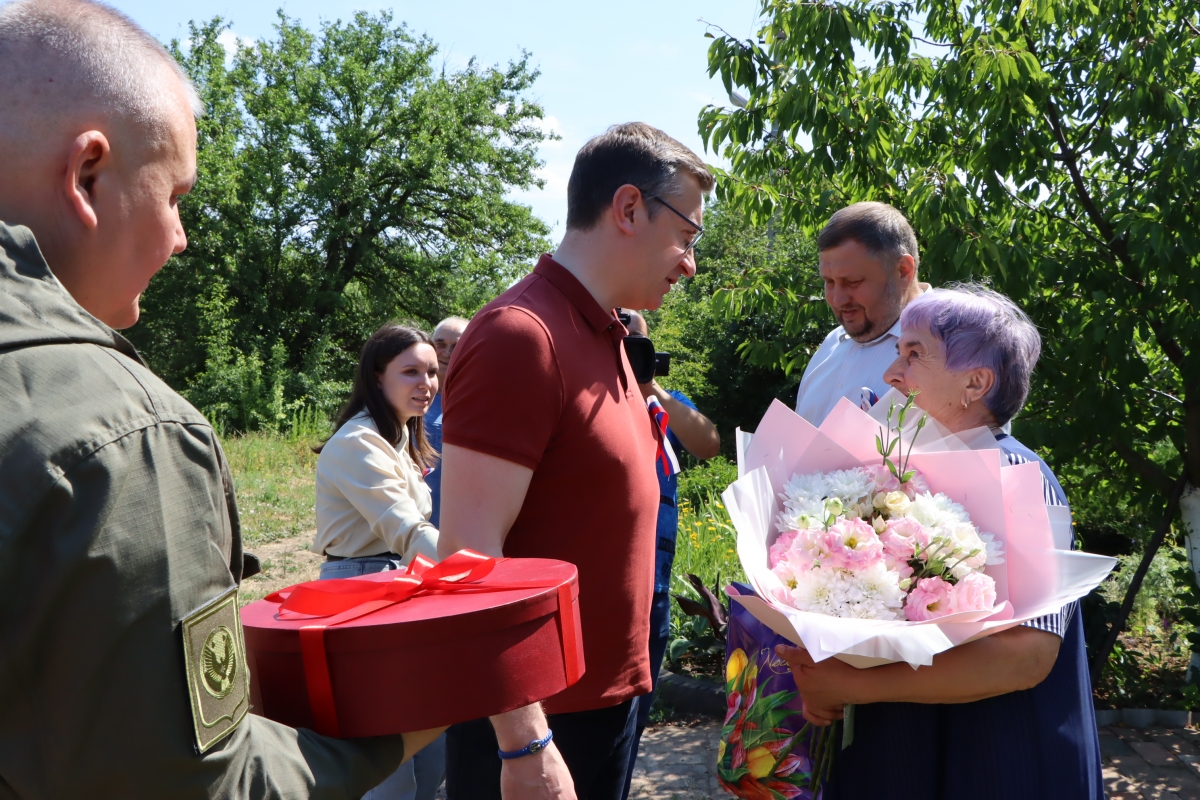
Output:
[723, 394, 1116, 669]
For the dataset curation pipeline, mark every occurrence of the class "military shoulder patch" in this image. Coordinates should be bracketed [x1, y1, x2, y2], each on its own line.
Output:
[182, 587, 250, 753]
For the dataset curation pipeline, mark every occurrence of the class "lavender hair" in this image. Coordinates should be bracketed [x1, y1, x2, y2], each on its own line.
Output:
[899, 285, 1041, 426]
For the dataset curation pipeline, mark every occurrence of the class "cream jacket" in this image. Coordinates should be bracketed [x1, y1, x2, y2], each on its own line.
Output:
[313, 413, 439, 562]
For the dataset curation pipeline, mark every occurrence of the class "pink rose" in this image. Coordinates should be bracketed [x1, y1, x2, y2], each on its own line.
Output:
[867, 463, 901, 494]
[879, 517, 930, 577]
[868, 463, 931, 498]
[905, 576, 954, 621]
[768, 530, 799, 568]
[950, 571, 997, 613]
[777, 528, 830, 570]
[903, 469, 930, 497]
[819, 518, 884, 570]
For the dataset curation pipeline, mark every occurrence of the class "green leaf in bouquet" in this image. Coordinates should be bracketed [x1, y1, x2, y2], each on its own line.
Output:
[875, 433, 883, 454]
[886, 460, 899, 478]
[886, 438, 899, 457]
[901, 470, 916, 483]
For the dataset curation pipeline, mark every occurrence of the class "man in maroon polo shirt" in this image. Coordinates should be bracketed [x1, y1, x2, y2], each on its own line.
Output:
[437, 122, 714, 800]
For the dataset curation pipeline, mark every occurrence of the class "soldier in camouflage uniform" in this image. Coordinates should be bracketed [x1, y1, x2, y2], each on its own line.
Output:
[0, 1, 442, 797]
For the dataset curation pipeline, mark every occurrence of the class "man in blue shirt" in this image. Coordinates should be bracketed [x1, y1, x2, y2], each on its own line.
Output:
[622, 311, 719, 796]
[424, 316, 468, 528]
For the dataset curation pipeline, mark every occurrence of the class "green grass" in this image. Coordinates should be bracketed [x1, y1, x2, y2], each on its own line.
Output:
[671, 493, 744, 597]
[223, 431, 322, 547]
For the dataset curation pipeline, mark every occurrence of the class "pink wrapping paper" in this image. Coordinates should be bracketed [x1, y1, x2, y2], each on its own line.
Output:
[725, 395, 1116, 668]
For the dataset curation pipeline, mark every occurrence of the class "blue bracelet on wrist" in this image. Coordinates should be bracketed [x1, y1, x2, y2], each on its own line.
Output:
[497, 729, 554, 760]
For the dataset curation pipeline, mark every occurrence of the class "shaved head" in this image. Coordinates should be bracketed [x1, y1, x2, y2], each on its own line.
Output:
[0, 0, 201, 147]
[0, 0, 200, 330]
[432, 316, 469, 382]
[624, 309, 648, 337]
[433, 316, 469, 339]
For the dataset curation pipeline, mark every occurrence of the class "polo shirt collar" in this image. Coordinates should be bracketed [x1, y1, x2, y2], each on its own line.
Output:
[839, 316, 902, 346]
[533, 254, 621, 334]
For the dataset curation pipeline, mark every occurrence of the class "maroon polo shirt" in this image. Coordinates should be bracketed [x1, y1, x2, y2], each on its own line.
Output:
[442, 254, 659, 714]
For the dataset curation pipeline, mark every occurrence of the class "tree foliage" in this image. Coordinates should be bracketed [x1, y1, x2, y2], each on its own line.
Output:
[649, 201, 826, 455]
[700, 0, 1200, 532]
[128, 13, 552, 430]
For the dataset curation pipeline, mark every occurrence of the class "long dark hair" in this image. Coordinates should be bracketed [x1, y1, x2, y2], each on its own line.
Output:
[316, 323, 439, 471]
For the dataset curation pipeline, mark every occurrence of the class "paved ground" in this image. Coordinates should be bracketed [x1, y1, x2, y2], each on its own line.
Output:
[433, 718, 1200, 799]
[1102, 724, 1200, 800]
[625, 721, 1200, 800]
[628, 720, 725, 800]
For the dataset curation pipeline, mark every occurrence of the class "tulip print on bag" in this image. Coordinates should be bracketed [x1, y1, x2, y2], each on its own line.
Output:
[718, 588, 814, 799]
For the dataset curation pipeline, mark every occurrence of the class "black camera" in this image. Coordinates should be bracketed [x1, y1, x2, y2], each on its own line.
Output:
[616, 309, 671, 384]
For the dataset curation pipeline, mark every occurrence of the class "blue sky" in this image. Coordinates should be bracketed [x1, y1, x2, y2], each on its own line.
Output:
[111, 0, 765, 244]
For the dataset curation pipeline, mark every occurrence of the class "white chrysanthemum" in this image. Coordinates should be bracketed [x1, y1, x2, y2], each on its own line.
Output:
[778, 468, 879, 534]
[786, 566, 847, 616]
[824, 468, 876, 505]
[907, 492, 969, 529]
[851, 561, 908, 619]
[930, 493, 971, 523]
[779, 472, 829, 506]
[978, 532, 1005, 565]
[946, 522, 987, 566]
[784, 562, 905, 621]
[776, 496, 826, 532]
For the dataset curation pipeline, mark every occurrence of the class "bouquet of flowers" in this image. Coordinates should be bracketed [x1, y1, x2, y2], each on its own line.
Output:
[718, 391, 1117, 797]
[768, 395, 1004, 624]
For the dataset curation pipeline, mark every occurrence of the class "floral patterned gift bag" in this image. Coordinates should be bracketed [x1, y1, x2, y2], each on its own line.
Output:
[718, 582, 817, 800]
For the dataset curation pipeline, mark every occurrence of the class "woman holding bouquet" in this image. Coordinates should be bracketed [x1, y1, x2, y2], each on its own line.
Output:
[777, 286, 1104, 800]
[311, 323, 444, 800]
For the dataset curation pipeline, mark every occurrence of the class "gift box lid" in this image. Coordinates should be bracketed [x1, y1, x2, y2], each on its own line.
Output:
[238, 554, 585, 737]
[240, 557, 579, 651]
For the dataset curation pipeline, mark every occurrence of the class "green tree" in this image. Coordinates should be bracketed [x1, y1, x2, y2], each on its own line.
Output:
[649, 201, 826, 455]
[701, 0, 1200, 673]
[129, 13, 552, 429]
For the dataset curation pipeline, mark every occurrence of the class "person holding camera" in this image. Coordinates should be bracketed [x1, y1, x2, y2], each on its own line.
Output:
[437, 123, 714, 800]
[617, 310, 718, 799]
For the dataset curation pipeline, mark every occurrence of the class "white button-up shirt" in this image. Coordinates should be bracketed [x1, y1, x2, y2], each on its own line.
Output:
[795, 319, 902, 425]
[312, 413, 440, 562]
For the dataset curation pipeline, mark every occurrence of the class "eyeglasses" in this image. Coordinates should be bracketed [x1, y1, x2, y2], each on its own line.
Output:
[648, 195, 704, 254]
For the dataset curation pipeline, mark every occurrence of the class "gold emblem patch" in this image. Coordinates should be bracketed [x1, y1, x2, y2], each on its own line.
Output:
[182, 588, 249, 753]
[202, 626, 238, 698]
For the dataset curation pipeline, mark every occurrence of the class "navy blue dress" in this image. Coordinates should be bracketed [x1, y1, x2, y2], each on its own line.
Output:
[826, 435, 1105, 800]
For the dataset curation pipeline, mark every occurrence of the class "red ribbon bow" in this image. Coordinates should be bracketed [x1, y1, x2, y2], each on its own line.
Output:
[264, 550, 581, 736]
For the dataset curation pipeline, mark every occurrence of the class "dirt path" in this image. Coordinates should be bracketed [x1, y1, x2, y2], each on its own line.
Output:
[240, 532, 323, 604]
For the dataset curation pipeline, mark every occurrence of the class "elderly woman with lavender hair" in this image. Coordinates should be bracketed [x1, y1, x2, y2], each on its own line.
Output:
[776, 285, 1104, 800]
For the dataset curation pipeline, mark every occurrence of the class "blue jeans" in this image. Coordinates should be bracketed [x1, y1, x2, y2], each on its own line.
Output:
[318, 554, 406, 580]
[320, 555, 446, 800]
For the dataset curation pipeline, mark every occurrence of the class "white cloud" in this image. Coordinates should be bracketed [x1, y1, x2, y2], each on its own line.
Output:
[538, 114, 565, 146]
[216, 29, 252, 63]
[535, 162, 570, 200]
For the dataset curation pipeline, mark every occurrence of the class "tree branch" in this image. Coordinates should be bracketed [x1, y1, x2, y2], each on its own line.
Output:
[1112, 441, 1177, 495]
[1023, 28, 1188, 374]
[1090, 472, 1188, 684]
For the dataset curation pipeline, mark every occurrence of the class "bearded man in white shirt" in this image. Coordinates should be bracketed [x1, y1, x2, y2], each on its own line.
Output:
[795, 201, 929, 424]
